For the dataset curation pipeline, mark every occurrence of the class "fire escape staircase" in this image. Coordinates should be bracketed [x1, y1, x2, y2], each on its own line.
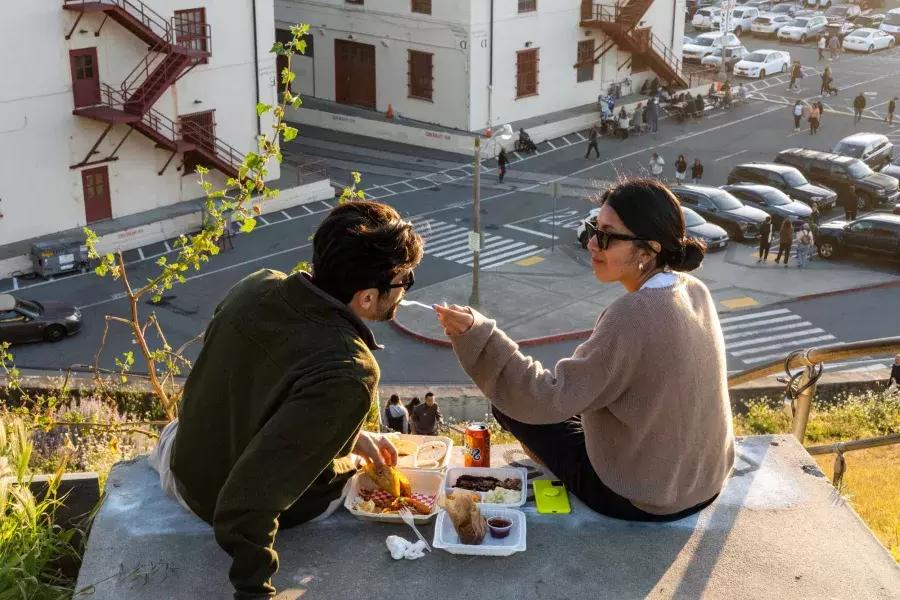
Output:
[63, 0, 243, 177]
[580, 0, 688, 88]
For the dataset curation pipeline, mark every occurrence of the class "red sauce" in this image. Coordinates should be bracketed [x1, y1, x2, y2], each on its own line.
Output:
[488, 518, 511, 528]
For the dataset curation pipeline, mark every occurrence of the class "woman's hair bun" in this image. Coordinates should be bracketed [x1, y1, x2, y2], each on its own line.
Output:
[665, 237, 706, 272]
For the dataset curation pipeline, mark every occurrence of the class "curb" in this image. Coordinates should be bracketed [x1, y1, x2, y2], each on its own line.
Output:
[389, 318, 592, 348]
[792, 279, 900, 303]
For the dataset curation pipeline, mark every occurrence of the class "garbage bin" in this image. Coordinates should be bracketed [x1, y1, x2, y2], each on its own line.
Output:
[30, 240, 90, 278]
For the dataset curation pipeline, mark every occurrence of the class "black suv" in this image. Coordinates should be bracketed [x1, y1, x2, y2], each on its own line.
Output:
[720, 184, 812, 227]
[669, 184, 768, 241]
[775, 148, 900, 210]
[815, 213, 900, 261]
[831, 133, 894, 170]
[727, 163, 837, 211]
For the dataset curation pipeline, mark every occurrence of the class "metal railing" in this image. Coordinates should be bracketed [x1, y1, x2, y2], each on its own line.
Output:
[63, 0, 172, 44]
[295, 159, 328, 185]
[581, 1, 651, 28]
[179, 120, 244, 173]
[88, 83, 181, 146]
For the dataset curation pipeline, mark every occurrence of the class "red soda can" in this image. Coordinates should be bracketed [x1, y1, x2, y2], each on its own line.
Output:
[464, 423, 491, 468]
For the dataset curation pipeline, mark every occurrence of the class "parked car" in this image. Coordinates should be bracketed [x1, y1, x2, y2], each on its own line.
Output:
[733, 49, 791, 78]
[831, 133, 894, 170]
[681, 206, 730, 249]
[701, 44, 750, 68]
[814, 213, 900, 261]
[713, 6, 761, 35]
[825, 19, 860, 41]
[824, 4, 862, 23]
[853, 13, 886, 31]
[669, 184, 768, 241]
[751, 13, 794, 36]
[684, 35, 696, 47]
[576, 208, 601, 248]
[743, 0, 775, 11]
[842, 27, 896, 51]
[778, 15, 829, 42]
[721, 183, 813, 227]
[771, 2, 802, 17]
[726, 162, 838, 210]
[803, 0, 832, 8]
[881, 154, 900, 180]
[880, 8, 900, 41]
[775, 148, 900, 209]
[0, 294, 82, 344]
[692, 6, 723, 29]
[682, 32, 742, 61]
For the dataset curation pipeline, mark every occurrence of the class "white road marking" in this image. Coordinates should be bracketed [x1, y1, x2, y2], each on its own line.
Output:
[575, 132, 587, 141]
[258, 216, 269, 225]
[732, 334, 836, 358]
[163, 241, 171, 252]
[137, 247, 145, 260]
[546, 140, 557, 150]
[12, 277, 18, 291]
[728, 328, 826, 350]
[740, 339, 844, 364]
[281, 211, 291, 219]
[719, 308, 791, 325]
[715, 149, 748, 162]
[723, 320, 814, 341]
[721, 314, 802, 333]
[503, 224, 556, 239]
[562, 136, 572, 145]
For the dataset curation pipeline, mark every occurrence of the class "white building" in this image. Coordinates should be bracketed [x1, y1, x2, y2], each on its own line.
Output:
[275, 0, 686, 132]
[0, 1, 281, 259]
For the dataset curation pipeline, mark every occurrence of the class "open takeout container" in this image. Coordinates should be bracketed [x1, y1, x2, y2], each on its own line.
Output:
[383, 433, 454, 471]
[433, 506, 527, 557]
[344, 467, 443, 524]
[444, 467, 528, 507]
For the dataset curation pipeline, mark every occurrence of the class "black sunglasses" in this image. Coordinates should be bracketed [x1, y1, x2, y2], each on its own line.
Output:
[384, 271, 415, 292]
[584, 220, 650, 250]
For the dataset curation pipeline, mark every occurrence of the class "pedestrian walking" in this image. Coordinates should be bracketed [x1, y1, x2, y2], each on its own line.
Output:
[617, 107, 630, 139]
[808, 103, 820, 135]
[842, 184, 858, 221]
[788, 61, 802, 91]
[828, 33, 840, 60]
[886, 96, 896, 125]
[411, 392, 443, 436]
[585, 124, 601, 158]
[817, 35, 826, 61]
[792, 100, 804, 130]
[774, 219, 794, 267]
[645, 98, 659, 133]
[695, 94, 705, 118]
[887, 354, 900, 393]
[809, 202, 820, 228]
[674, 155, 688, 182]
[631, 103, 644, 133]
[497, 147, 509, 183]
[758, 216, 773, 263]
[649, 152, 665, 179]
[691, 158, 704, 184]
[853, 92, 866, 124]
[796, 223, 814, 268]
[820, 67, 832, 96]
[384, 394, 410, 433]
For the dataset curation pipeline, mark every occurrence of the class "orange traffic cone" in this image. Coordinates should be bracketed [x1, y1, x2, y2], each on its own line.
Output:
[386, 104, 394, 119]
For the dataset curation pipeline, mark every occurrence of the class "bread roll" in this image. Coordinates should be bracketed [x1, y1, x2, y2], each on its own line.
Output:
[444, 493, 487, 545]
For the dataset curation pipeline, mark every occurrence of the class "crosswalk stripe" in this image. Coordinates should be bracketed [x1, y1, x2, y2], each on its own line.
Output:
[721, 314, 802, 333]
[741, 340, 845, 365]
[732, 334, 836, 358]
[428, 236, 472, 255]
[728, 328, 825, 350]
[441, 238, 520, 261]
[470, 245, 539, 268]
[424, 230, 468, 246]
[723, 320, 813, 341]
[419, 222, 460, 237]
[719, 308, 790, 325]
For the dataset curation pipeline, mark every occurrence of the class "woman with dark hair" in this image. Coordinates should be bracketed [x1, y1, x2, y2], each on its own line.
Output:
[405, 397, 421, 433]
[774, 218, 794, 267]
[384, 394, 410, 433]
[434, 179, 734, 522]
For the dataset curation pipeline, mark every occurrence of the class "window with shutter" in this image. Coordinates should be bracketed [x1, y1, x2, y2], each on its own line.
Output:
[408, 50, 434, 101]
[577, 39, 595, 82]
[412, 0, 431, 14]
[518, 0, 537, 13]
[516, 49, 539, 98]
[174, 8, 208, 63]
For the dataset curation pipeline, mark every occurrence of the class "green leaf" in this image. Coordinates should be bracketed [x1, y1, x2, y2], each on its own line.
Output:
[270, 41, 285, 55]
[239, 218, 257, 233]
[256, 102, 272, 117]
[282, 126, 298, 142]
[151, 294, 162, 303]
[156, 257, 167, 266]
[281, 68, 296, 85]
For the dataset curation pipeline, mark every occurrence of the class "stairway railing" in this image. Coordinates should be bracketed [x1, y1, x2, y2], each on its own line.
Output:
[180, 120, 244, 172]
[581, 1, 650, 28]
[63, 0, 172, 44]
[119, 41, 168, 101]
[90, 83, 181, 146]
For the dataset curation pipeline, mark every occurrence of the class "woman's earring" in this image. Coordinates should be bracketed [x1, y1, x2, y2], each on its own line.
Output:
[638, 262, 644, 272]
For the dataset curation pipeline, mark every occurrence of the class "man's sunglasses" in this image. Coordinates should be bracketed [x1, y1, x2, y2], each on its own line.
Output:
[384, 271, 415, 292]
[584, 220, 650, 250]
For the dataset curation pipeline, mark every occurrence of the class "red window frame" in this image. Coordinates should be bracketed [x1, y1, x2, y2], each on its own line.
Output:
[408, 50, 434, 101]
[516, 48, 539, 98]
[412, 0, 431, 14]
[174, 8, 209, 63]
[518, 0, 537, 13]
[577, 39, 595, 82]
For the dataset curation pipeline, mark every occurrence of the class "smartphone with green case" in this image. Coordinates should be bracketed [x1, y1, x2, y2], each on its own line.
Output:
[533, 479, 571, 514]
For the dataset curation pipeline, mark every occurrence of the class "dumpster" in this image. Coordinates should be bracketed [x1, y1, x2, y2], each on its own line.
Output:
[31, 240, 90, 277]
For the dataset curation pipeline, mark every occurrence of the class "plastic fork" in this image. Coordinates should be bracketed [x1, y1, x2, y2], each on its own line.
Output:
[398, 507, 432, 552]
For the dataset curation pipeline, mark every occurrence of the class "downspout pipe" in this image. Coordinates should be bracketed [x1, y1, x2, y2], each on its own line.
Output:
[488, 0, 494, 130]
[252, 0, 261, 136]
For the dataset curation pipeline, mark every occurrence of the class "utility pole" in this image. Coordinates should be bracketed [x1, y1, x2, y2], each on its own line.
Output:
[468, 136, 482, 308]
[551, 182, 559, 252]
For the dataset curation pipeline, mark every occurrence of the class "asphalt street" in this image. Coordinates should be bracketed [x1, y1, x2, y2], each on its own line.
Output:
[5, 29, 899, 383]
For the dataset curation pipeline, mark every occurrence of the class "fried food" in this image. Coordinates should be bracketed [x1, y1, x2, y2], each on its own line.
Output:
[444, 493, 487, 545]
[415, 441, 447, 467]
[393, 438, 420, 457]
[363, 463, 412, 498]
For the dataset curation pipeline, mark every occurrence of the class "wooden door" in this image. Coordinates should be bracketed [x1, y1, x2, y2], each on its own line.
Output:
[334, 40, 376, 108]
[70, 48, 101, 108]
[82, 166, 112, 223]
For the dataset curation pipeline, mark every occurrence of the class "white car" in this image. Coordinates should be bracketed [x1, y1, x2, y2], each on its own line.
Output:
[880, 9, 900, 41]
[682, 32, 741, 62]
[733, 49, 791, 78]
[778, 15, 828, 42]
[701, 45, 750, 68]
[712, 6, 761, 36]
[842, 27, 896, 52]
[751, 13, 793, 36]
[804, 0, 832, 8]
[576, 208, 601, 248]
[692, 7, 722, 30]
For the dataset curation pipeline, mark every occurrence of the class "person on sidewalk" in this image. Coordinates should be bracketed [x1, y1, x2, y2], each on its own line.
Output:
[842, 184, 859, 221]
[411, 392, 443, 436]
[774, 218, 794, 267]
[887, 355, 900, 392]
[674, 155, 688, 183]
[433, 178, 734, 525]
[694, 94, 705, 118]
[828, 33, 840, 60]
[788, 61, 802, 91]
[498, 148, 509, 183]
[887, 97, 897, 125]
[585, 124, 601, 159]
[148, 201, 423, 600]
[809, 103, 820, 135]
[809, 202, 820, 228]
[792, 100, 804, 131]
[820, 67, 832, 96]
[405, 397, 421, 433]
[384, 394, 410, 433]
[649, 152, 665, 179]
[631, 103, 644, 133]
[691, 159, 704, 184]
[617, 107, 630, 139]
[758, 216, 773, 263]
[645, 98, 659, 133]
[853, 92, 866, 124]
[796, 223, 814, 268]
[817, 35, 826, 61]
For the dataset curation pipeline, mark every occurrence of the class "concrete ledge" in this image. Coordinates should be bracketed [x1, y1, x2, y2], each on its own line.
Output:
[74, 436, 899, 599]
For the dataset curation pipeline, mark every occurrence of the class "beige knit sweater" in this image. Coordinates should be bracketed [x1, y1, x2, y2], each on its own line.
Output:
[449, 272, 735, 515]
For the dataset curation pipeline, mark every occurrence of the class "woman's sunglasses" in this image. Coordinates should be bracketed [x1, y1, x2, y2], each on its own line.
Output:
[584, 220, 650, 250]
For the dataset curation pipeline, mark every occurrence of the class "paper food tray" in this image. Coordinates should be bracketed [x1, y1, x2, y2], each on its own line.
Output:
[344, 468, 443, 524]
[444, 466, 528, 507]
[433, 506, 526, 557]
[384, 434, 454, 471]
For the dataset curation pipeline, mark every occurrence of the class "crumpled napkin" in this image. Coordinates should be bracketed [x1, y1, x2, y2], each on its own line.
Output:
[386, 535, 428, 560]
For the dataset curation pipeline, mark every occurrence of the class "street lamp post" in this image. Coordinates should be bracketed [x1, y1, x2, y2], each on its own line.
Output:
[469, 136, 482, 308]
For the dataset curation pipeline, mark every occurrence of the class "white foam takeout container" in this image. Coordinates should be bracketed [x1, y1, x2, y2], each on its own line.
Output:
[384, 433, 454, 471]
[344, 467, 444, 524]
[444, 466, 528, 507]
[433, 506, 527, 557]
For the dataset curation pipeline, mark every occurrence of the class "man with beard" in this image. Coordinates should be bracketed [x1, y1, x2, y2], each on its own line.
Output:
[148, 201, 423, 599]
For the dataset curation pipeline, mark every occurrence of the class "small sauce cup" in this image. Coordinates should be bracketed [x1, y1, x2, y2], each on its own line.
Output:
[487, 517, 513, 539]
